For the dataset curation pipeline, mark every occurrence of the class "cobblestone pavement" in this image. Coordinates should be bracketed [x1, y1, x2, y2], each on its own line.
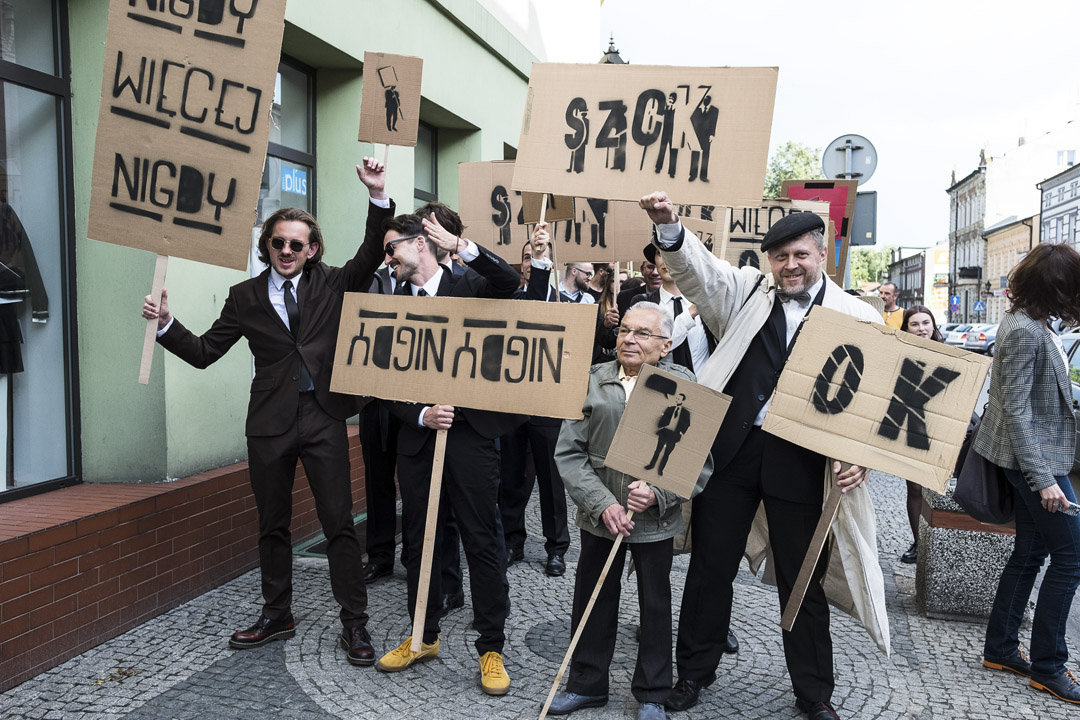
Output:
[3, 472, 1078, 719]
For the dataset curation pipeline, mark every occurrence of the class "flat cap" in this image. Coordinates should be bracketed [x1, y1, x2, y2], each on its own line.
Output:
[760, 212, 825, 253]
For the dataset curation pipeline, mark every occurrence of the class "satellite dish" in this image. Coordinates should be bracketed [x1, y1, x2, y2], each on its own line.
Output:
[822, 134, 877, 186]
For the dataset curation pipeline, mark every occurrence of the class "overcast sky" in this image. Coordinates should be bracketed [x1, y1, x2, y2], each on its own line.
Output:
[497, 0, 1080, 249]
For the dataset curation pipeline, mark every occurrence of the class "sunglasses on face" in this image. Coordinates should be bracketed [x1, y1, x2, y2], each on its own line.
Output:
[270, 237, 309, 253]
[385, 235, 421, 257]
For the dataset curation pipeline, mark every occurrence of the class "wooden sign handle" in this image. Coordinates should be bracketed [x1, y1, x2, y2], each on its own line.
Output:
[538, 509, 635, 720]
[383, 142, 389, 167]
[410, 427, 448, 653]
[779, 463, 849, 631]
[539, 193, 549, 225]
[612, 261, 621, 297]
[138, 254, 169, 385]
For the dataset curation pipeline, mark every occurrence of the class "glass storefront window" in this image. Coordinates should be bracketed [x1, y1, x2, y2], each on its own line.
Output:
[0, 0, 58, 77]
[413, 122, 436, 209]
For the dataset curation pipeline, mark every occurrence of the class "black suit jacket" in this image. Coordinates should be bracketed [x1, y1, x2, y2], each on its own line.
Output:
[159, 200, 394, 437]
[386, 243, 526, 454]
[629, 289, 717, 372]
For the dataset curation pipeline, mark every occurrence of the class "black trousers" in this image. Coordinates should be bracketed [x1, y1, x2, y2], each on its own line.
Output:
[397, 420, 508, 654]
[246, 392, 368, 628]
[675, 428, 833, 703]
[439, 501, 508, 597]
[567, 530, 674, 703]
[500, 418, 571, 556]
[360, 401, 401, 569]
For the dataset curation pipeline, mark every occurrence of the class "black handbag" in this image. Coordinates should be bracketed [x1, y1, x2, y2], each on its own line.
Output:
[953, 411, 1015, 524]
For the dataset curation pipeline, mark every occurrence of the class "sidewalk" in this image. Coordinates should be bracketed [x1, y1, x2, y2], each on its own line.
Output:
[1, 472, 1074, 719]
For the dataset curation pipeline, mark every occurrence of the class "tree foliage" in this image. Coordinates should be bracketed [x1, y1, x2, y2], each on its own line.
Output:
[849, 247, 895, 286]
[763, 141, 824, 198]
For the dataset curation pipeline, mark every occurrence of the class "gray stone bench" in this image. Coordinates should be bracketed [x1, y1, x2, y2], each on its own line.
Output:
[915, 482, 1015, 621]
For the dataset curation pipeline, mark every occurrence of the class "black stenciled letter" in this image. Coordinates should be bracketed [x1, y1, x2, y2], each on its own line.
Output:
[452, 332, 477, 379]
[564, 97, 589, 174]
[811, 344, 864, 414]
[596, 99, 627, 171]
[877, 359, 961, 450]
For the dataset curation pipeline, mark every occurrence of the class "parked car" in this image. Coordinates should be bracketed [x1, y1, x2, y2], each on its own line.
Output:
[941, 323, 961, 335]
[944, 324, 974, 347]
[964, 323, 999, 355]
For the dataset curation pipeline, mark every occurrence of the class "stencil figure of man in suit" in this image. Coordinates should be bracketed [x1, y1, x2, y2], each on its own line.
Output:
[645, 392, 691, 476]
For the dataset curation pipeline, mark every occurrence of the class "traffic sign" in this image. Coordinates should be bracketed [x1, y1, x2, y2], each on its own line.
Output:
[949, 304, 960, 313]
[949, 295, 960, 305]
[973, 301, 986, 312]
[822, 134, 877, 185]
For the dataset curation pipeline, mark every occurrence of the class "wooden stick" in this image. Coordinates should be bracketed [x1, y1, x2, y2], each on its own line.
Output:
[539, 193, 549, 225]
[779, 463, 848, 631]
[612, 262, 621, 297]
[410, 427, 448, 653]
[138, 254, 169, 385]
[383, 142, 389, 167]
[538, 510, 634, 720]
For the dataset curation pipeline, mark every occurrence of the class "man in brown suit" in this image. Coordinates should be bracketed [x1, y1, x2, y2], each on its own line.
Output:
[141, 158, 391, 666]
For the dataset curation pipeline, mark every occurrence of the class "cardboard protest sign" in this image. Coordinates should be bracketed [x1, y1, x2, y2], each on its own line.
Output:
[458, 161, 528, 264]
[513, 64, 777, 207]
[781, 179, 858, 243]
[357, 52, 423, 147]
[607, 200, 654, 261]
[331, 294, 597, 419]
[762, 307, 992, 492]
[681, 216, 721, 256]
[522, 192, 575, 224]
[87, 0, 288, 271]
[827, 221, 850, 285]
[604, 365, 730, 499]
[550, 198, 651, 264]
[720, 198, 831, 245]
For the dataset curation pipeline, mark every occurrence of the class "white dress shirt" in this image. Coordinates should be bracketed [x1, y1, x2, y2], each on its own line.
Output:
[660, 285, 709, 371]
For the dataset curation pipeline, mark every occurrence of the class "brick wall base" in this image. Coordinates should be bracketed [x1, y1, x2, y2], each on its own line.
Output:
[0, 430, 366, 692]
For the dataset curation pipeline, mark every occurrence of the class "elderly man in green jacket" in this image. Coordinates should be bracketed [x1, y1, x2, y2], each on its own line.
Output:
[550, 301, 712, 720]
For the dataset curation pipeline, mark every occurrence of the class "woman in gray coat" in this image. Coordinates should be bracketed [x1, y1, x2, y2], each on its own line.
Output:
[975, 242, 1080, 704]
[549, 302, 710, 720]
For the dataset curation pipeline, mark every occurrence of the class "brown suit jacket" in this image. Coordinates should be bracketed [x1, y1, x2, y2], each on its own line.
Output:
[159, 201, 394, 437]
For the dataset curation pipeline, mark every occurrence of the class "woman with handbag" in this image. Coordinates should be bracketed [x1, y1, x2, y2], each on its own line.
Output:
[897, 306, 945, 564]
[974, 242, 1080, 705]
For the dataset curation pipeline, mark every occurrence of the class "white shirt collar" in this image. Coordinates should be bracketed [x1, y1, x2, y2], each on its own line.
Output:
[270, 267, 302, 291]
[411, 266, 444, 297]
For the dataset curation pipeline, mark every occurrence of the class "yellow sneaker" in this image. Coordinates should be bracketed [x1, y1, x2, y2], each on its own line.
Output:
[375, 636, 439, 672]
[479, 651, 510, 695]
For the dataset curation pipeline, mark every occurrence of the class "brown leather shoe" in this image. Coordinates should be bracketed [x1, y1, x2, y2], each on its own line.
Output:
[228, 614, 295, 649]
[340, 625, 376, 666]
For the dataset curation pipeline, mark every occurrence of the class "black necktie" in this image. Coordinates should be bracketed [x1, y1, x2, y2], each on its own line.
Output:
[282, 280, 314, 391]
[673, 296, 684, 317]
[417, 288, 428, 296]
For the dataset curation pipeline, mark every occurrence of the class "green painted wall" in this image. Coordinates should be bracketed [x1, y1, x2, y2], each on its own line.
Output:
[68, 0, 533, 482]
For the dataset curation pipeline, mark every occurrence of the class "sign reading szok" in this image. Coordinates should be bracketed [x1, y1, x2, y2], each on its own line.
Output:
[357, 51, 424, 147]
[762, 307, 992, 492]
[331, 294, 598, 419]
[459, 161, 528, 264]
[605, 365, 730, 499]
[513, 64, 778, 207]
[87, 0, 287, 271]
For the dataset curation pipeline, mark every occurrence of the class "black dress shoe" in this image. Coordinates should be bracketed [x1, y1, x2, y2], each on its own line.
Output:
[545, 554, 567, 577]
[665, 675, 714, 711]
[506, 546, 525, 566]
[339, 625, 375, 666]
[723, 630, 739, 654]
[900, 543, 918, 564]
[795, 699, 841, 719]
[983, 646, 1032, 677]
[439, 589, 465, 617]
[228, 614, 295, 649]
[546, 691, 608, 715]
[1030, 668, 1080, 704]
[363, 563, 393, 584]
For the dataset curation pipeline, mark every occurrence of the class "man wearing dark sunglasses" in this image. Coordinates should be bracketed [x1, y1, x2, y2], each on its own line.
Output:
[141, 157, 392, 667]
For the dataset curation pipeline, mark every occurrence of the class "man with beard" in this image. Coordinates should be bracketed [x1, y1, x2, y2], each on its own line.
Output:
[638, 194, 881, 720]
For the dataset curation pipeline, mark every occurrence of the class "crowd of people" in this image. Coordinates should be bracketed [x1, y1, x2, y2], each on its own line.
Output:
[139, 158, 1080, 718]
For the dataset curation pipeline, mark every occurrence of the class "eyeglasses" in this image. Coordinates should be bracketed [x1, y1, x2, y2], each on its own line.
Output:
[617, 326, 669, 341]
[573, 267, 594, 279]
[385, 235, 421, 257]
[270, 237, 310, 253]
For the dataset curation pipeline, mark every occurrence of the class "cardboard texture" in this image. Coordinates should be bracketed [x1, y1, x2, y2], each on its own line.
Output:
[825, 221, 848, 285]
[522, 192, 575, 224]
[719, 198, 831, 245]
[604, 364, 731, 499]
[357, 51, 423, 147]
[762, 307, 992, 492]
[513, 63, 778, 207]
[781, 179, 858, 243]
[331, 294, 597, 419]
[681, 216, 721, 256]
[87, 0, 288, 271]
[458, 161, 529, 264]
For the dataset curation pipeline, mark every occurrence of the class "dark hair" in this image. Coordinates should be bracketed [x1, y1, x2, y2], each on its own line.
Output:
[1007, 243, 1080, 325]
[901, 304, 944, 342]
[257, 208, 324, 267]
[414, 202, 464, 237]
[620, 276, 645, 296]
[382, 213, 436, 255]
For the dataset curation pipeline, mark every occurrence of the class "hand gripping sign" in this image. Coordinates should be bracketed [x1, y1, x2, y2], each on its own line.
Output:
[761, 307, 991, 630]
[332, 294, 597, 653]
